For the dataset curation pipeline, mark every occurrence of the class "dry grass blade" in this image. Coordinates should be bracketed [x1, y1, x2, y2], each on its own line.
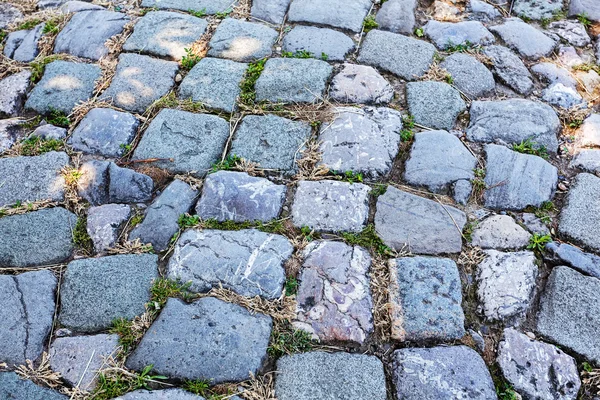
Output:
[369, 256, 392, 341]
[238, 372, 277, 400]
[61, 163, 87, 215]
[0, 54, 27, 80]
[231, 0, 251, 19]
[420, 63, 453, 83]
[173, 173, 204, 190]
[0, 200, 59, 217]
[583, 367, 600, 395]
[293, 138, 329, 181]
[15, 352, 63, 389]
[457, 246, 486, 274]
[106, 238, 154, 255]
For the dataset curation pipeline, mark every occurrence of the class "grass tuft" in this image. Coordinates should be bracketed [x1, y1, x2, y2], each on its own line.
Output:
[239, 58, 266, 105]
[181, 47, 201, 70]
[511, 139, 548, 159]
[73, 216, 93, 254]
[527, 233, 552, 253]
[342, 224, 392, 256]
[362, 15, 378, 32]
[267, 321, 315, 358]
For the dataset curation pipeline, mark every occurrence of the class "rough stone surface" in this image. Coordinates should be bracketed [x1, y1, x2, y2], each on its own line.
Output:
[471, 215, 531, 250]
[140, 0, 236, 13]
[440, 53, 494, 98]
[547, 20, 591, 47]
[559, 173, 600, 252]
[329, 63, 394, 104]
[0, 372, 67, 399]
[513, 0, 562, 19]
[483, 45, 534, 95]
[208, 18, 277, 62]
[0, 3, 23, 29]
[0, 118, 25, 152]
[59, 254, 159, 332]
[406, 81, 466, 130]
[543, 82, 585, 109]
[469, 0, 501, 20]
[116, 389, 206, 399]
[4, 24, 43, 62]
[424, 20, 494, 49]
[283, 26, 353, 61]
[375, 0, 417, 34]
[490, 18, 556, 59]
[59, 1, 104, 12]
[390, 257, 465, 341]
[522, 212, 551, 235]
[287, 0, 371, 32]
[453, 179, 472, 205]
[569, 0, 600, 21]
[126, 297, 272, 382]
[546, 241, 600, 279]
[532, 62, 578, 89]
[31, 124, 67, 140]
[251, 0, 292, 24]
[375, 186, 466, 254]
[578, 113, 600, 147]
[87, 204, 131, 253]
[571, 149, 600, 174]
[0, 70, 30, 118]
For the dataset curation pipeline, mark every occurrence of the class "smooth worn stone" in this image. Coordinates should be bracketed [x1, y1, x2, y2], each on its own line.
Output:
[375, 186, 466, 254]
[69, 108, 139, 158]
[490, 18, 556, 59]
[0, 271, 56, 367]
[178, 57, 247, 113]
[578, 113, 600, 147]
[424, 20, 494, 49]
[130, 180, 198, 252]
[196, 171, 285, 222]
[513, 0, 562, 19]
[569, 0, 600, 21]
[0, 372, 67, 399]
[472, 215, 531, 250]
[542, 82, 585, 109]
[25, 61, 100, 114]
[484, 144, 558, 210]
[453, 179, 472, 205]
[547, 20, 591, 47]
[229, 114, 311, 174]
[54, 10, 129, 60]
[132, 109, 229, 176]
[390, 257, 465, 341]
[0, 208, 76, 268]
[393, 346, 496, 399]
[0, 70, 30, 118]
[571, 149, 600, 174]
[537, 266, 600, 363]
[558, 45, 589, 67]
[295, 241, 373, 344]
[404, 130, 476, 192]
[208, 18, 277, 62]
[467, 99, 560, 151]
[483, 45, 533, 95]
[59, 1, 104, 12]
[4, 24, 43, 62]
[283, 26, 353, 61]
[469, 0, 501, 20]
[319, 107, 402, 178]
[255, 58, 332, 103]
[87, 204, 131, 253]
[31, 124, 67, 140]
[288, 0, 371, 32]
[251, 0, 292, 24]
[559, 173, 600, 252]
[375, 0, 417, 34]
[291, 180, 371, 233]
[498, 328, 580, 400]
[116, 389, 206, 399]
[406, 81, 466, 130]
[49, 334, 120, 391]
[358, 30, 435, 80]
[0, 118, 24, 152]
[127, 297, 272, 382]
[167, 229, 292, 299]
[0, 3, 22, 29]
[329, 63, 394, 104]
[124, 11, 207, 60]
[3, 30, 28, 60]
[440, 53, 494, 98]
[531, 62, 578, 89]
[101, 53, 178, 113]
[141, 0, 236, 13]
[545, 241, 600, 279]
[276, 352, 386, 400]
[60, 254, 158, 332]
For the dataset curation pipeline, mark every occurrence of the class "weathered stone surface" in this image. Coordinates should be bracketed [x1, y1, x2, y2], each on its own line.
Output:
[543, 82, 585, 109]
[0, 372, 67, 399]
[0, 70, 30, 118]
[127, 297, 272, 382]
[483, 45, 533, 95]
[4, 24, 43, 62]
[571, 149, 600, 174]
[440, 53, 494, 98]
[116, 389, 206, 399]
[295, 241, 373, 343]
[124, 11, 207, 60]
[49, 334, 120, 391]
[547, 20, 591, 47]
[358, 30, 435, 80]
[559, 173, 600, 252]
[87, 204, 131, 253]
[130, 180, 198, 252]
[69, 108, 139, 158]
[25, 61, 100, 114]
[0, 208, 76, 268]
[393, 346, 496, 399]
[375, 0, 416, 34]
[251, 0, 292, 24]
[0, 271, 56, 367]
[283, 26, 353, 61]
[513, 0, 562, 19]
[288, 0, 371, 32]
[291, 180, 371, 232]
[31, 124, 67, 140]
[208, 18, 277, 62]
[522, 212, 550, 235]
[569, 0, 600, 21]
[472, 215, 531, 250]
[453, 179, 472, 205]
[558, 45, 589, 68]
[545, 241, 600, 279]
[59, 1, 104, 12]
[578, 113, 600, 147]
[375, 186, 466, 254]
[229, 114, 311, 174]
[404, 130, 476, 192]
[0, 118, 25, 152]
[0, 3, 22, 29]
[329, 63, 394, 104]
[484, 144, 558, 210]
[532, 62, 578, 89]
[490, 18, 556, 59]
[255, 58, 332, 103]
[3, 30, 28, 60]
[406, 81, 466, 130]
[132, 109, 229, 176]
[390, 257, 465, 341]
[140, 0, 236, 13]
[537, 266, 600, 363]
[60, 254, 158, 332]
[319, 107, 402, 178]
[101, 54, 178, 113]
[196, 171, 286, 222]
[424, 20, 494, 49]
[467, 99, 560, 151]
[178, 57, 246, 113]
[469, 0, 501, 20]
[168, 229, 292, 298]
[54, 10, 129, 60]
[275, 352, 386, 400]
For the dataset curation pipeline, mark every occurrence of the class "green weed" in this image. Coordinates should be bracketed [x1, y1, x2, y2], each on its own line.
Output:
[210, 154, 241, 172]
[511, 139, 548, 159]
[414, 27, 424, 37]
[178, 213, 200, 229]
[268, 321, 315, 357]
[109, 318, 138, 352]
[342, 224, 392, 256]
[446, 40, 481, 53]
[577, 12, 593, 27]
[188, 8, 207, 17]
[282, 50, 313, 58]
[371, 184, 388, 197]
[332, 170, 364, 184]
[401, 115, 415, 142]
[43, 18, 60, 34]
[363, 15, 378, 32]
[285, 277, 298, 296]
[93, 364, 167, 399]
[17, 19, 41, 30]
[150, 278, 193, 307]
[527, 233, 552, 253]
[46, 108, 70, 127]
[19, 136, 63, 156]
[181, 48, 201, 70]
[239, 58, 266, 104]
[215, 8, 232, 18]
[496, 381, 519, 400]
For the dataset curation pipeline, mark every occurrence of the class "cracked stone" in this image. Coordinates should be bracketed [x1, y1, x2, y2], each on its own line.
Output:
[329, 63, 394, 104]
[471, 215, 531, 250]
[0, 70, 30, 118]
[559, 173, 600, 252]
[86, 204, 131, 253]
[208, 18, 277, 62]
[483, 45, 533, 95]
[406, 81, 466, 130]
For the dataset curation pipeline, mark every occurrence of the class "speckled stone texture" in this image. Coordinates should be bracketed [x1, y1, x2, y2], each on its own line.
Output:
[559, 173, 600, 253]
[329, 63, 394, 104]
[471, 215, 531, 250]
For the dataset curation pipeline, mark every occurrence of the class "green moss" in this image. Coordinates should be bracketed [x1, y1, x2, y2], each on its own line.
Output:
[108, 318, 137, 352]
[46, 108, 70, 127]
[268, 321, 315, 357]
[285, 277, 298, 296]
[342, 224, 392, 256]
[43, 18, 60, 34]
[19, 136, 64, 156]
[73, 216, 93, 253]
[17, 19, 41, 30]
[149, 278, 193, 307]
[210, 154, 241, 172]
[239, 59, 266, 105]
[371, 184, 388, 198]
[362, 15, 378, 32]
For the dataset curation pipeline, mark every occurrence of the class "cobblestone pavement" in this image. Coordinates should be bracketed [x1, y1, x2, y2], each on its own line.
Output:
[1, 0, 600, 398]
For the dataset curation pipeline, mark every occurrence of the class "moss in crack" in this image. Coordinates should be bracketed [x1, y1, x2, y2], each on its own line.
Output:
[73, 216, 93, 254]
[267, 321, 315, 358]
[342, 224, 392, 256]
[239, 58, 266, 105]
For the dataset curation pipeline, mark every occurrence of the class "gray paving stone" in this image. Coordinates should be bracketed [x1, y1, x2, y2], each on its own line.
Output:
[196, 171, 286, 222]
[54, 10, 129, 60]
[229, 114, 311, 174]
[440, 53, 494, 98]
[0, 70, 30, 118]
[522, 212, 550, 235]
[578, 113, 600, 147]
[101, 53, 178, 113]
[0, 372, 67, 399]
[0, 119, 25, 153]
[531, 62, 578, 89]
[453, 179, 472, 205]
[287, 0, 371, 32]
[558, 44, 589, 68]
[291, 180, 371, 233]
[130, 180, 198, 252]
[483, 45, 533, 95]
[0, 3, 23, 29]
[283, 26, 353, 61]
[469, 0, 501, 20]
[208, 18, 277, 62]
[472, 214, 531, 250]
[559, 173, 600, 252]
[543, 82, 585, 109]
[255, 58, 332, 103]
[319, 107, 402, 178]
[329, 63, 394, 104]
[251, 0, 292, 24]
[178, 58, 246, 114]
[390, 257, 465, 341]
[4, 24, 43, 62]
[126, 297, 272, 382]
[393, 346, 496, 399]
[375, 0, 416, 34]
[545, 241, 600, 279]
[513, 0, 562, 19]
[3, 30, 28, 60]
[275, 352, 387, 400]
[87, 204, 131, 253]
[123, 11, 207, 60]
[547, 20, 591, 47]
[423, 20, 494, 49]
[406, 81, 466, 130]
[31, 124, 67, 140]
[141, 0, 236, 13]
[571, 149, 600, 174]
[490, 18, 556, 59]
[536, 266, 600, 363]
[25, 61, 100, 114]
[358, 30, 435, 80]
[0, 271, 56, 367]
[116, 389, 206, 399]
[375, 186, 466, 254]
[569, 0, 600, 21]
[295, 241, 373, 343]
[59, 1, 104, 12]
[132, 109, 229, 176]
[69, 108, 139, 158]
